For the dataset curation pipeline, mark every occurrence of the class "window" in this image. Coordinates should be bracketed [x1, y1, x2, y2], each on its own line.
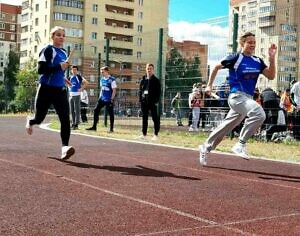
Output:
[0, 33, 4, 39]
[92, 17, 98, 25]
[35, 18, 39, 26]
[10, 34, 15, 40]
[139, 0, 143, 6]
[138, 12, 143, 19]
[137, 38, 142, 46]
[0, 23, 4, 29]
[93, 4, 98, 12]
[45, 15, 47, 23]
[35, 4, 39, 11]
[137, 25, 143, 32]
[92, 32, 97, 40]
[90, 75, 95, 82]
[137, 51, 142, 59]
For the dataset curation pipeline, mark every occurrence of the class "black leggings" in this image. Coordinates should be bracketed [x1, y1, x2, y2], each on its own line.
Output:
[30, 84, 70, 146]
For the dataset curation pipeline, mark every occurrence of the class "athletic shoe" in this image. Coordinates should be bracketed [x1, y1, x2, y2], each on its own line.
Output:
[25, 116, 33, 135]
[189, 127, 195, 132]
[231, 143, 249, 160]
[86, 126, 96, 131]
[61, 146, 75, 160]
[199, 144, 208, 166]
[151, 135, 158, 141]
[72, 124, 78, 130]
[138, 134, 146, 140]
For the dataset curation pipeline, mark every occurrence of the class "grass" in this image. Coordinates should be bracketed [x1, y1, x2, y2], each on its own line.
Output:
[48, 116, 300, 164]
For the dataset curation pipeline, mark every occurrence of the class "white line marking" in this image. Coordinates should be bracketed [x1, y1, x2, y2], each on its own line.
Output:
[0, 158, 251, 235]
[41, 124, 300, 191]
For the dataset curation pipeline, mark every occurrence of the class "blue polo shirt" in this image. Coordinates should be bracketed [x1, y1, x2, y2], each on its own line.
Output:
[38, 45, 68, 87]
[221, 53, 267, 96]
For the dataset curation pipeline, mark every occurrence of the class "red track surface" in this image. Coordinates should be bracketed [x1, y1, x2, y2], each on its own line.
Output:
[0, 116, 299, 236]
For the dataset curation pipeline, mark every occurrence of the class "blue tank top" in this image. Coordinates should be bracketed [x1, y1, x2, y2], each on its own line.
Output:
[221, 53, 267, 96]
[38, 45, 67, 87]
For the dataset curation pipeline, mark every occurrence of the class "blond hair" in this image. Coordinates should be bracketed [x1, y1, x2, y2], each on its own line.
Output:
[50, 26, 65, 38]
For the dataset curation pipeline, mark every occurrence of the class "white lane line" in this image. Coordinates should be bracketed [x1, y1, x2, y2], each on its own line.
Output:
[40, 123, 300, 166]
[135, 212, 300, 236]
[0, 158, 250, 235]
[42, 124, 300, 191]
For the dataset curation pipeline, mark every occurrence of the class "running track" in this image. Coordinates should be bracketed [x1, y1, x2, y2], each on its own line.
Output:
[0, 116, 299, 236]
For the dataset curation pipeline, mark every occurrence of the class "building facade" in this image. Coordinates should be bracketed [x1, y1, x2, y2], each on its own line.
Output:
[229, 0, 300, 92]
[20, 0, 169, 108]
[167, 39, 209, 82]
[0, 3, 21, 82]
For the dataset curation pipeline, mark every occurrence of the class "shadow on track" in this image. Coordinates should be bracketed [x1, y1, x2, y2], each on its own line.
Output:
[207, 165, 300, 183]
[48, 157, 201, 181]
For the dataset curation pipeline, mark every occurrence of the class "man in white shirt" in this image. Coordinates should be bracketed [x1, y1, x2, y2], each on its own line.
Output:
[290, 81, 300, 140]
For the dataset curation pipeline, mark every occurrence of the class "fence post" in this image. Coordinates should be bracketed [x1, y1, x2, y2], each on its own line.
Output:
[157, 28, 163, 115]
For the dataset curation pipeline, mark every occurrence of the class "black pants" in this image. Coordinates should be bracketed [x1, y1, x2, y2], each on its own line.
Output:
[30, 84, 70, 146]
[80, 102, 88, 122]
[141, 101, 160, 135]
[92, 99, 114, 131]
[294, 110, 300, 140]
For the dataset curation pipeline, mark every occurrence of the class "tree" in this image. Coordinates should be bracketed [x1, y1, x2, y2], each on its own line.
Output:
[165, 48, 203, 113]
[14, 57, 38, 112]
[2, 50, 19, 112]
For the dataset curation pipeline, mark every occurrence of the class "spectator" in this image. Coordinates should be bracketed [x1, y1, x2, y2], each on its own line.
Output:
[86, 66, 117, 132]
[138, 63, 161, 141]
[68, 65, 88, 130]
[80, 88, 89, 123]
[189, 88, 201, 132]
[260, 87, 280, 129]
[171, 92, 183, 126]
[290, 80, 300, 140]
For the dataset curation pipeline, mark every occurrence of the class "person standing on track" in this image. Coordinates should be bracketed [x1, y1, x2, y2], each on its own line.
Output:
[199, 32, 277, 165]
[25, 26, 75, 160]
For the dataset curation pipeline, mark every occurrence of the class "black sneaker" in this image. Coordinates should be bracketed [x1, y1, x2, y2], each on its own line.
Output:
[86, 126, 96, 131]
[72, 124, 78, 130]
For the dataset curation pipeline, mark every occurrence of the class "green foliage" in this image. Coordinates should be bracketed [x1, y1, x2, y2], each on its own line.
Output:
[14, 57, 38, 112]
[165, 48, 203, 111]
[1, 51, 19, 112]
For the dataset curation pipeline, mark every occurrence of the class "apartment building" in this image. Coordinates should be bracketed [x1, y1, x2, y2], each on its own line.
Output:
[229, 0, 300, 92]
[167, 38, 209, 81]
[20, 0, 168, 107]
[0, 3, 22, 82]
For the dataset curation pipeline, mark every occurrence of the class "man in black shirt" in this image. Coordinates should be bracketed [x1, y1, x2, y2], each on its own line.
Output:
[138, 63, 161, 140]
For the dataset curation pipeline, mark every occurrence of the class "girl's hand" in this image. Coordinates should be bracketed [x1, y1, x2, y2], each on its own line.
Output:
[268, 44, 277, 58]
[60, 61, 70, 70]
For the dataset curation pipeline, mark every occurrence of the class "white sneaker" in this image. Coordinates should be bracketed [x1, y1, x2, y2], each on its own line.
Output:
[231, 143, 249, 160]
[189, 127, 195, 132]
[151, 135, 158, 141]
[25, 116, 33, 135]
[61, 146, 75, 160]
[199, 144, 208, 166]
[138, 134, 146, 140]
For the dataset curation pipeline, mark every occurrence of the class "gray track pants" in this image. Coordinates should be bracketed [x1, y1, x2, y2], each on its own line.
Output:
[205, 91, 266, 151]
